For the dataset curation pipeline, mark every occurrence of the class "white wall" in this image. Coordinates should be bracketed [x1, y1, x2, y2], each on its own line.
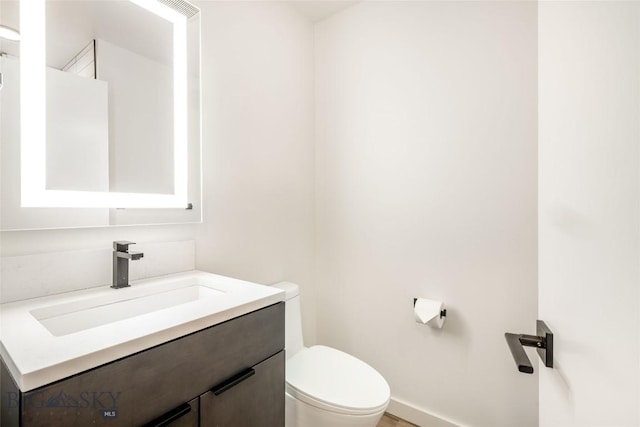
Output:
[1, 240, 195, 303]
[0, 223, 197, 301]
[315, 2, 538, 426]
[194, 1, 316, 344]
[0, 225, 196, 257]
[538, 2, 640, 426]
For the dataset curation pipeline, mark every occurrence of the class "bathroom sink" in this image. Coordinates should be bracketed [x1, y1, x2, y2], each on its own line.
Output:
[31, 285, 224, 336]
[0, 270, 285, 391]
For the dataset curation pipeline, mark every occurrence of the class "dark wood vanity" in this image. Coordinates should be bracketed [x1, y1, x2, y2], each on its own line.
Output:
[1, 302, 285, 426]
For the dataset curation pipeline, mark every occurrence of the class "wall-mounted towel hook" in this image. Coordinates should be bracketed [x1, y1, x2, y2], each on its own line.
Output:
[505, 320, 553, 374]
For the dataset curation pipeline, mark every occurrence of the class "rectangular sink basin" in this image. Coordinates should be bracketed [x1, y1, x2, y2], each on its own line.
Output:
[31, 285, 224, 336]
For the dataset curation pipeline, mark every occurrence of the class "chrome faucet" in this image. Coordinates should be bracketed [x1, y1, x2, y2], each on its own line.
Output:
[112, 241, 144, 289]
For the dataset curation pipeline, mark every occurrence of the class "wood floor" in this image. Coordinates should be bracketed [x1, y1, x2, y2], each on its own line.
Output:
[377, 413, 418, 427]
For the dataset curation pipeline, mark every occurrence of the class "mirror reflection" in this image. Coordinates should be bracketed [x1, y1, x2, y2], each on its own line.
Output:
[45, 0, 174, 195]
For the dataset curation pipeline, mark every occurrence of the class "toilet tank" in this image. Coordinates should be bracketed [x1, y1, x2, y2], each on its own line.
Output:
[272, 282, 305, 358]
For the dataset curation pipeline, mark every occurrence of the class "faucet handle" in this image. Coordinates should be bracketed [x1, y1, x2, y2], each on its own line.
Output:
[113, 241, 136, 252]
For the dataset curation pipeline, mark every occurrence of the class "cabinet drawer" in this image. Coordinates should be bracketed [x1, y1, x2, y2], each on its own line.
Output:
[17, 302, 284, 426]
[143, 397, 199, 427]
[200, 350, 285, 427]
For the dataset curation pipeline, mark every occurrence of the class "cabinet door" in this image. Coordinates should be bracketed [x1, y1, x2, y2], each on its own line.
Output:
[200, 351, 285, 427]
[142, 398, 198, 427]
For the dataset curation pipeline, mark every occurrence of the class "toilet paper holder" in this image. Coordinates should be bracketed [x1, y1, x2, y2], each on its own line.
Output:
[413, 298, 446, 318]
[505, 320, 553, 374]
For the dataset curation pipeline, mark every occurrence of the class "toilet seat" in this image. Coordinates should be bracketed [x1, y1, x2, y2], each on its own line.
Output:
[286, 345, 390, 416]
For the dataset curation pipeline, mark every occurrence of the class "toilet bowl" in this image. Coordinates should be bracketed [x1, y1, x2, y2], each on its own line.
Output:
[273, 282, 390, 427]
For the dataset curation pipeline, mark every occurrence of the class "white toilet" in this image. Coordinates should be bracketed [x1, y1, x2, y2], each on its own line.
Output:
[273, 282, 390, 427]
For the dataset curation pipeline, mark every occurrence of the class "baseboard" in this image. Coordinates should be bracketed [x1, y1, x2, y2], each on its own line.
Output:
[386, 396, 464, 427]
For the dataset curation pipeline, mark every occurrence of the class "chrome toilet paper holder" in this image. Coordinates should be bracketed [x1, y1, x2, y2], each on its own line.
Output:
[505, 320, 554, 374]
[413, 298, 446, 318]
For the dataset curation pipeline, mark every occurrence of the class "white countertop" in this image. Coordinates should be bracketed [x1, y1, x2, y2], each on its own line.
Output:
[0, 270, 284, 392]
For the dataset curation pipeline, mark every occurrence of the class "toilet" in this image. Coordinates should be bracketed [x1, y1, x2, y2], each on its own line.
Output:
[273, 282, 390, 427]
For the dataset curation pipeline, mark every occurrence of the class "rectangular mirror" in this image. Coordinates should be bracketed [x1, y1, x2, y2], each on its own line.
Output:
[0, 0, 201, 230]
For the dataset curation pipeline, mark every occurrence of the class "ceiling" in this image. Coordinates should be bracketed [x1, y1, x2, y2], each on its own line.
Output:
[286, 1, 359, 23]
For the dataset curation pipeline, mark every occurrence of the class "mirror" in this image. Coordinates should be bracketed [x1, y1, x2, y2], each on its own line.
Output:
[0, 0, 201, 230]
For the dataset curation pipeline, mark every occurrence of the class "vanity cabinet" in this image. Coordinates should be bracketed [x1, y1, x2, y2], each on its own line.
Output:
[1, 302, 285, 427]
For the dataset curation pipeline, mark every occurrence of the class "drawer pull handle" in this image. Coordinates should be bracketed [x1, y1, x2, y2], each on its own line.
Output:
[143, 402, 191, 427]
[211, 367, 256, 395]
